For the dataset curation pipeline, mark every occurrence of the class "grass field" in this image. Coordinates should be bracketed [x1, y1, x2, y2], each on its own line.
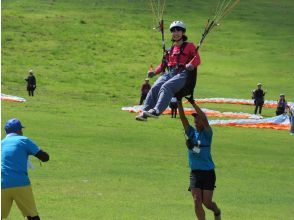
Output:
[2, 0, 294, 219]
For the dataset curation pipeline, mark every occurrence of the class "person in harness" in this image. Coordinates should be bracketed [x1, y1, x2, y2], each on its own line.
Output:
[136, 21, 201, 121]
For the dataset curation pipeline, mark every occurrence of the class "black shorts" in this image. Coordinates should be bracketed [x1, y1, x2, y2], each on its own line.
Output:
[188, 169, 216, 191]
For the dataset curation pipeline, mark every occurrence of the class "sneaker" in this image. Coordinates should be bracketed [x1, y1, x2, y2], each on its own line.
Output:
[143, 109, 159, 118]
[214, 210, 221, 220]
[135, 113, 147, 121]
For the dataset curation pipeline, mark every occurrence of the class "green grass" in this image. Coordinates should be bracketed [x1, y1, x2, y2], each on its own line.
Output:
[2, 0, 294, 219]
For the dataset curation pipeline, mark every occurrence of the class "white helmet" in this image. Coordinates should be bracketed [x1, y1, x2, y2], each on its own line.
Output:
[169, 21, 186, 32]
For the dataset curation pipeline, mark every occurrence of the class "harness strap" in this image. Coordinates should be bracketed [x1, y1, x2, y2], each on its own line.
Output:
[166, 42, 187, 73]
[176, 42, 187, 69]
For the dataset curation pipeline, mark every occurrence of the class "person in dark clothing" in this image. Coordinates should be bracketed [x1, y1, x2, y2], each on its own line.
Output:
[139, 78, 151, 105]
[25, 70, 36, 96]
[276, 94, 288, 116]
[169, 97, 178, 118]
[252, 83, 265, 115]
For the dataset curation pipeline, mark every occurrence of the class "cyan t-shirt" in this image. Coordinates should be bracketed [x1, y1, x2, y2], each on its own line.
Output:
[1, 134, 40, 189]
[186, 125, 215, 170]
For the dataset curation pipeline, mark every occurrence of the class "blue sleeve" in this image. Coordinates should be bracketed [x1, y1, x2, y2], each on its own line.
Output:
[23, 138, 40, 155]
[186, 125, 196, 139]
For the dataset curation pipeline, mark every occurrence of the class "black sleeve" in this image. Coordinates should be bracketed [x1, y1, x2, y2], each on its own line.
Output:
[35, 150, 50, 162]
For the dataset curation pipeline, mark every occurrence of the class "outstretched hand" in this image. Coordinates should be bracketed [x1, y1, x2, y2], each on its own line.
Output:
[147, 71, 156, 78]
[185, 63, 194, 71]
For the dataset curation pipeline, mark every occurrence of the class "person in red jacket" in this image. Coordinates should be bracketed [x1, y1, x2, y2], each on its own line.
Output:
[139, 78, 151, 105]
[136, 21, 201, 121]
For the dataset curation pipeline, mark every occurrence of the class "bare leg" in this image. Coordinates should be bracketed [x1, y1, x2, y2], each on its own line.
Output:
[191, 188, 205, 220]
[202, 190, 221, 217]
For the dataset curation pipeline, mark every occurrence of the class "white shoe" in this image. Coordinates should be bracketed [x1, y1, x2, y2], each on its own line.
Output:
[143, 109, 159, 118]
[135, 113, 147, 121]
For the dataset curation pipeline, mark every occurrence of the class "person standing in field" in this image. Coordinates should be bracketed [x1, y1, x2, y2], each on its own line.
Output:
[1, 119, 49, 220]
[178, 98, 221, 220]
[252, 83, 265, 115]
[25, 70, 37, 96]
[169, 97, 178, 118]
[139, 78, 151, 105]
[135, 20, 201, 121]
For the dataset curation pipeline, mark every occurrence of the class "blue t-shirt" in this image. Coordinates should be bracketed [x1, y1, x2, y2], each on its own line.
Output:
[186, 125, 215, 170]
[1, 134, 40, 189]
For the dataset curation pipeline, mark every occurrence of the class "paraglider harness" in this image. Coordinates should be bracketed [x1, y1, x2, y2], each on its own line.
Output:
[162, 42, 197, 101]
[149, 0, 240, 101]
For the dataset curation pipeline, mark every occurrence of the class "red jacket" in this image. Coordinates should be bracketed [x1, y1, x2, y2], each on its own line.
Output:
[155, 42, 201, 74]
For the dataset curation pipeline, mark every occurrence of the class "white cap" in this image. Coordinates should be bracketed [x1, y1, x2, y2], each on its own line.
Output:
[169, 21, 186, 32]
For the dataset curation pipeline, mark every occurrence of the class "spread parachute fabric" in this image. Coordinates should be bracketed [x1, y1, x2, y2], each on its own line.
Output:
[209, 114, 290, 130]
[1, 93, 26, 102]
[183, 98, 294, 108]
[123, 96, 293, 130]
[169, 108, 262, 119]
[122, 105, 262, 119]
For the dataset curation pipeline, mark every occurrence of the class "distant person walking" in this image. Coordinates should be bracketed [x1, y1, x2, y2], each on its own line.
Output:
[169, 97, 178, 118]
[276, 94, 288, 116]
[1, 119, 49, 220]
[139, 78, 151, 105]
[178, 99, 221, 220]
[252, 83, 265, 115]
[25, 70, 36, 96]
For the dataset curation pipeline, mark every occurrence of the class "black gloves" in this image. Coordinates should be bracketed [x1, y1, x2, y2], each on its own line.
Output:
[185, 96, 195, 104]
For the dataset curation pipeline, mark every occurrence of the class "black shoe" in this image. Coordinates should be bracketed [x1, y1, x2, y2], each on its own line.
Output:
[214, 209, 221, 220]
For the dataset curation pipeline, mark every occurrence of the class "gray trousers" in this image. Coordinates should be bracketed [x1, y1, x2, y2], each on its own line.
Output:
[143, 68, 189, 114]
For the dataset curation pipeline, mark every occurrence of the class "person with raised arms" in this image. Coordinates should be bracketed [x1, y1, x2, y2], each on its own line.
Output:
[178, 98, 221, 220]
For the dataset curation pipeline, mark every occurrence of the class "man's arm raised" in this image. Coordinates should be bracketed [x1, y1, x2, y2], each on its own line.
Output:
[178, 100, 190, 132]
[186, 97, 210, 131]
